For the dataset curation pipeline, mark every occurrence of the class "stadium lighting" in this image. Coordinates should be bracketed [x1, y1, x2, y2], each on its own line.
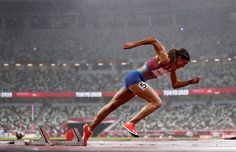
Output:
[234, 56, 236, 59]
[39, 63, 44, 67]
[63, 64, 67, 67]
[214, 58, 220, 62]
[191, 60, 197, 63]
[205, 59, 209, 62]
[74, 63, 80, 66]
[3, 63, 9, 67]
[51, 63, 56, 67]
[228, 58, 232, 61]
[121, 62, 128, 65]
[27, 64, 33, 67]
[109, 62, 113, 66]
[98, 63, 104, 66]
[15, 63, 21, 67]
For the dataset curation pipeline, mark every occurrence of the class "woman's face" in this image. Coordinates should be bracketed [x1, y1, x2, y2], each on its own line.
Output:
[175, 56, 189, 69]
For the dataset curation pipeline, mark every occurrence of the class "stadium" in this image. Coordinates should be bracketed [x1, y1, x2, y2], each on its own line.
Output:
[0, 0, 236, 151]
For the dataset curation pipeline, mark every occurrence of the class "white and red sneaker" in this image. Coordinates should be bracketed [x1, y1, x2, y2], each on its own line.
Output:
[123, 122, 139, 137]
[82, 124, 92, 146]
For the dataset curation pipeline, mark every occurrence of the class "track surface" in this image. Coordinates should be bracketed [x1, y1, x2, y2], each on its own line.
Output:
[1, 140, 236, 152]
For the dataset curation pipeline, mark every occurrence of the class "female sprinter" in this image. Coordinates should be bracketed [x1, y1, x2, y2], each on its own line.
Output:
[82, 36, 200, 146]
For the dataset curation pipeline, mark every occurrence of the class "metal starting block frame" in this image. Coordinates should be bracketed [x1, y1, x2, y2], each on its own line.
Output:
[29, 127, 83, 146]
[27, 127, 53, 146]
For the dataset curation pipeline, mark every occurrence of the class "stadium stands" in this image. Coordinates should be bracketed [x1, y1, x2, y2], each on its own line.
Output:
[0, 0, 235, 137]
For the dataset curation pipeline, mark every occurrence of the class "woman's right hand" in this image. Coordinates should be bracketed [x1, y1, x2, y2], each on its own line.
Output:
[123, 42, 136, 49]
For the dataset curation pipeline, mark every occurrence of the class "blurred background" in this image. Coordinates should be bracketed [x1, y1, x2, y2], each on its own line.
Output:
[0, 0, 235, 140]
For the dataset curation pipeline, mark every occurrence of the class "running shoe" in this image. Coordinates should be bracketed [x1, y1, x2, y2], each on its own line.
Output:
[82, 123, 92, 146]
[66, 129, 74, 141]
[123, 122, 139, 137]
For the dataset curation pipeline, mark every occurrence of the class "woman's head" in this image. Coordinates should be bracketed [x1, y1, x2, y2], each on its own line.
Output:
[168, 48, 190, 69]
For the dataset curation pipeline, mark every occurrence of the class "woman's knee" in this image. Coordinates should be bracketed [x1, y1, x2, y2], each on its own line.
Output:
[151, 99, 162, 109]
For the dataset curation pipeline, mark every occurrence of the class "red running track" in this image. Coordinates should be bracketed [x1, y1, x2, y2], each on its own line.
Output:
[1, 140, 236, 152]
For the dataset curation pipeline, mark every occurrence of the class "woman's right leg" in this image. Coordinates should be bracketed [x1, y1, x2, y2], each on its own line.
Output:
[122, 81, 162, 137]
[89, 87, 135, 131]
[128, 82, 162, 124]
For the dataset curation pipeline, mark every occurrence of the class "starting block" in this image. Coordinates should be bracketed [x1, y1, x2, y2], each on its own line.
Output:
[28, 127, 53, 146]
[29, 127, 83, 146]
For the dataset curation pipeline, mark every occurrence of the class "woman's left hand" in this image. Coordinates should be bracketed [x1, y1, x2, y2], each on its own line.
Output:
[191, 76, 201, 84]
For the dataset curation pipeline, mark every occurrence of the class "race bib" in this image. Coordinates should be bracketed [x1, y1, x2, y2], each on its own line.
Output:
[138, 82, 149, 91]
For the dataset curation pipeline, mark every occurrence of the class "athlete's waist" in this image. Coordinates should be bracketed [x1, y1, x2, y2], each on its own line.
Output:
[137, 64, 156, 80]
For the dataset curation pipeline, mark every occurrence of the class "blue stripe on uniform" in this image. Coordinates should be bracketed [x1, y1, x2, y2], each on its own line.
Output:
[144, 63, 154, 79]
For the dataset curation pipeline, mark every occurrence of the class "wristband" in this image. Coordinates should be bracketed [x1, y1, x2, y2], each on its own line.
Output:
[189, 79, 193, 84]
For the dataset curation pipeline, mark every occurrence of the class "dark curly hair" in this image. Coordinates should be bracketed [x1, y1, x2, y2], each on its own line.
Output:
[168, 48, 190, 63]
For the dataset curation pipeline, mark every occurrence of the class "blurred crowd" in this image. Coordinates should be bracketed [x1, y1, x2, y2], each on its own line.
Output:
[0, 27, 235, 63]
[0, 60, 235, 92]
[0, 0, 235, 137]
[0, 103, 42, 132]
[1, 99, 236, 136]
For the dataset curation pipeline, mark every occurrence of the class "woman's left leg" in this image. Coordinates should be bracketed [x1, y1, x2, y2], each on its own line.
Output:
[83, 87, 135, 145]
[89, 87, 135, 131]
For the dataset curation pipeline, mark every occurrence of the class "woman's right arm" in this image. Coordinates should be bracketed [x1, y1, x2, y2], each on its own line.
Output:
[123, 36, 169, 65]
[123, 36, 157, 49]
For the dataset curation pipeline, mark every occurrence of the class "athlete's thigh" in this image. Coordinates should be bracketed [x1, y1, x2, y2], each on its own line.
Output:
[110, 87, 136, 105]
[128, 81, 161, 103]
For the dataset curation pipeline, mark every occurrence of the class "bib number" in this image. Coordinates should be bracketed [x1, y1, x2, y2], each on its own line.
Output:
[138, 82, 149, 91]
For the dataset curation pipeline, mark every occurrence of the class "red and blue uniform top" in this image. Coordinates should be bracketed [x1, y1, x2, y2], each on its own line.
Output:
[145, 57, 171, 79]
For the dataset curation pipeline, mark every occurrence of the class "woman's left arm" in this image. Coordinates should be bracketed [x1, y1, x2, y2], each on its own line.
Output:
[170, 71, 200, 89]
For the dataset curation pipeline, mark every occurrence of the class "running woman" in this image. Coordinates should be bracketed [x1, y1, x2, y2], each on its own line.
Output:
[82, 36, 200, 146]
